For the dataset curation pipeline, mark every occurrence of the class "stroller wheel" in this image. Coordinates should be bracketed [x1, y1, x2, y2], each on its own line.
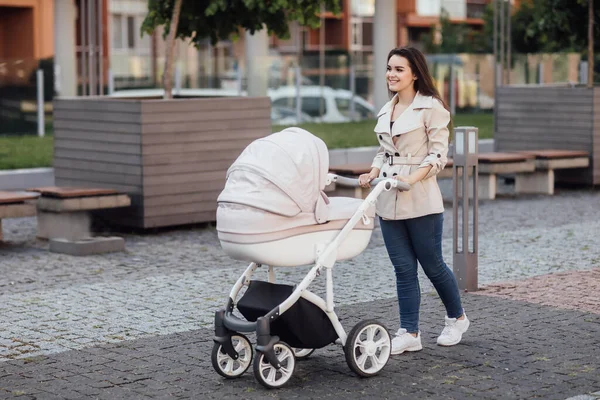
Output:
[344, 320, 391, 377]
[211, 334, 253, 379]
[253, 341, 296, 389]
[292, 348, 315, 360]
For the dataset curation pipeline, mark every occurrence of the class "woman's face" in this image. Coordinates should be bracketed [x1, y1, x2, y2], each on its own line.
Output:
[386, 55, 416, 93]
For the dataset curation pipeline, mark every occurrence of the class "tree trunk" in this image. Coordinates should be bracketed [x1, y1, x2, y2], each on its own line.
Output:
[589, 0, 594, 88]
[163, 0, 183, 99]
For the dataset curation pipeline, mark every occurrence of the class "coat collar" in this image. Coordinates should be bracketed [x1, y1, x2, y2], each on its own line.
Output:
[377, 91, 434, 117]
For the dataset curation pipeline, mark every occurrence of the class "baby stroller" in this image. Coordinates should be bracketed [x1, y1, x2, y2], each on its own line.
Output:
[212, 127, 409, 388]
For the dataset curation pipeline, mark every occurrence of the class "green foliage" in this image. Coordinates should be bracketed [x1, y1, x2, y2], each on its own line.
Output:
[423, 9, 475, 54]
[142, 0, 341, 46]
[510, 0, 543, 54]
[438, 0, 597, 56]
[467, 1, 544, 55]
[527, 0, 600, 53]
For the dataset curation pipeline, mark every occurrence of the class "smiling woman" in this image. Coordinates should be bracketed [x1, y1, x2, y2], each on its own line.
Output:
[359, 46, 471, 356]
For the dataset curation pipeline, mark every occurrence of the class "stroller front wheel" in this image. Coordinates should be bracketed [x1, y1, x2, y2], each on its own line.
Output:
[253, 341, 296, 389]
[211, 334, 253, 379]
[344, 320, 391, 377]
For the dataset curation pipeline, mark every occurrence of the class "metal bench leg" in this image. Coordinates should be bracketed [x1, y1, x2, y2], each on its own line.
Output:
[477, 174, 497, 200]
[515, 170, 554, 195]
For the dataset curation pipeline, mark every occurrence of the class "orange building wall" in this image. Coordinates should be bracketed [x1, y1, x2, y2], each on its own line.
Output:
[0, 0, 54, 60]
[397, 0, 416, 14]
[1, 7, 34, 58]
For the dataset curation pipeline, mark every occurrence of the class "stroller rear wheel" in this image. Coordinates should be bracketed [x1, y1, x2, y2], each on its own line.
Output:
[344, 320, 391, 377]
[253, 341, 296, 388]
[211, 334, 253, 379]
[292, 348, 315, 360]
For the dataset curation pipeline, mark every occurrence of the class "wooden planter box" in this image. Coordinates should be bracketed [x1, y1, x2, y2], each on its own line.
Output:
[495, 86, 600, 185]
[52, 96, 271, 228]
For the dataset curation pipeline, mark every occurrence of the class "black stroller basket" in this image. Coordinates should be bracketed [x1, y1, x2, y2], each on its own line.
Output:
[237, 280, 338, 349]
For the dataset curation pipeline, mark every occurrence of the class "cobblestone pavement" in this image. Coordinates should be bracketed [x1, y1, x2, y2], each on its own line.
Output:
[0, 295, 598, 399]
[1, 188, 599, 398]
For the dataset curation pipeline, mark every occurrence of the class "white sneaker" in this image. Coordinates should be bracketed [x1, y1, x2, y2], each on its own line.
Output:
[391, 328, 423, 355]
[437, 312, 470, 346]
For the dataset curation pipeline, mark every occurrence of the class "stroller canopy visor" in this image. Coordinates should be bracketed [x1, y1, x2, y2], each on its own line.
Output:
[217, 127, 329, 219]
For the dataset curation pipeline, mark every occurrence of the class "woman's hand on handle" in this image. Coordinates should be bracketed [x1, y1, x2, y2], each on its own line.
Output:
[358, 168, 380, 188]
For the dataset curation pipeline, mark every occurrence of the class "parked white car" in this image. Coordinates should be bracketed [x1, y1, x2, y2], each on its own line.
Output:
[268, 86, 374, 123]
[110, 85, 375, 123]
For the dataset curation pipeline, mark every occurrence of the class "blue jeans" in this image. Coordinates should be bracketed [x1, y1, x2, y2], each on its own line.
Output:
[379, 213, 463, 334]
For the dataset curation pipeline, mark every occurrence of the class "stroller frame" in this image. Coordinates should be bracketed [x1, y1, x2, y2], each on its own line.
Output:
[214, 177, 407, 386]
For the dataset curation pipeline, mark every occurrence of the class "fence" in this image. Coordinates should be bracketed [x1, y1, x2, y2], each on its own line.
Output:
[1, 51, 597, 136]
[0, 58, 53, 136]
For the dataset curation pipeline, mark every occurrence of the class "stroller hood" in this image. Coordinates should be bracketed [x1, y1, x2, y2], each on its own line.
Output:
[217, 127, 330, 222]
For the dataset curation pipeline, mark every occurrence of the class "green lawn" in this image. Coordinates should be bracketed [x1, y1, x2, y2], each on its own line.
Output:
[274, 112, 494, 149]
[0, 134, 54, 170]
[0, 112, 493, 170]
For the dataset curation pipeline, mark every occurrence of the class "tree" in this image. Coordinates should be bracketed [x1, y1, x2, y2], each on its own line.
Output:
[469, 1, 544, 55]
[509, 0, 544, 54]
[524, 0, 599, 53]
[142, 0, 341, 99]
[422, 9, 474, 54]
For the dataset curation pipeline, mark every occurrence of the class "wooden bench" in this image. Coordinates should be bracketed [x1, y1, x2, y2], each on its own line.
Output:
[328, 149, 589, 200]
[327, 164, 373, 198]
[28, 186, 131, 255]
[476, 152, 536, 200]
[328, 153, 536, 201]
[513, 150, 590, 195]
[0, 191, 39, 242]
[327, 160, 454, 198]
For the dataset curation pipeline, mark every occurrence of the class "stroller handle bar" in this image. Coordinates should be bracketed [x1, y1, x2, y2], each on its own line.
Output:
[329, 174, 411, 192]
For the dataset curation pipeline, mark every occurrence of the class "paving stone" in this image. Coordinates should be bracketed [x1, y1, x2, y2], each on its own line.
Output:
[1, 189, 600, 398]
[564, 396, 597, 400]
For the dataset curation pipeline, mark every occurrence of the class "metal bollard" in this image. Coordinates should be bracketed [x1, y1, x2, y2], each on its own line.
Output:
[452, 127, 479, 291]
[37, 69, 45, 137]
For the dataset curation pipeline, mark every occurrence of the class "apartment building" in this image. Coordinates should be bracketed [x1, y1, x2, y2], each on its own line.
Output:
[0, 0, 54, 90]
[1, 0, 500, 95]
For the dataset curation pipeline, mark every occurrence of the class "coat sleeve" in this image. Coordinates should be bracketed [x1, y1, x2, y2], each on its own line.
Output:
[371, 146, 385, 170]
[418, 99, 450, 179]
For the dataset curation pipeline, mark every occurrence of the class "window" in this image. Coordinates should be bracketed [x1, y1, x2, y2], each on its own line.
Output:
[273, 96, 327, 118]
[112, 13, 149, 52]
[336, 98, 374, 119]
[112, 14, 123, 49]
[272, 97, 296, 109]
[127, 16, 135, 49]
[301, 96, 327, 118]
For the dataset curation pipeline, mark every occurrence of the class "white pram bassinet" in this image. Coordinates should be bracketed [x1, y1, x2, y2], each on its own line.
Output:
[216, 127, 375, 267]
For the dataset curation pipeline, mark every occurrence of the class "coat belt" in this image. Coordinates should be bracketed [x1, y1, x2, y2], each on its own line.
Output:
[384, 154, 426, 166]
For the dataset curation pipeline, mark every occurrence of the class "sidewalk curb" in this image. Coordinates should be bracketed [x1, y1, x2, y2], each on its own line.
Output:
[0, 167, 54, 190]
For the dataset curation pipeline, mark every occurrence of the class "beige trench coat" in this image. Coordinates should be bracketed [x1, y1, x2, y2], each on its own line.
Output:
[370, 92, 450, 220]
